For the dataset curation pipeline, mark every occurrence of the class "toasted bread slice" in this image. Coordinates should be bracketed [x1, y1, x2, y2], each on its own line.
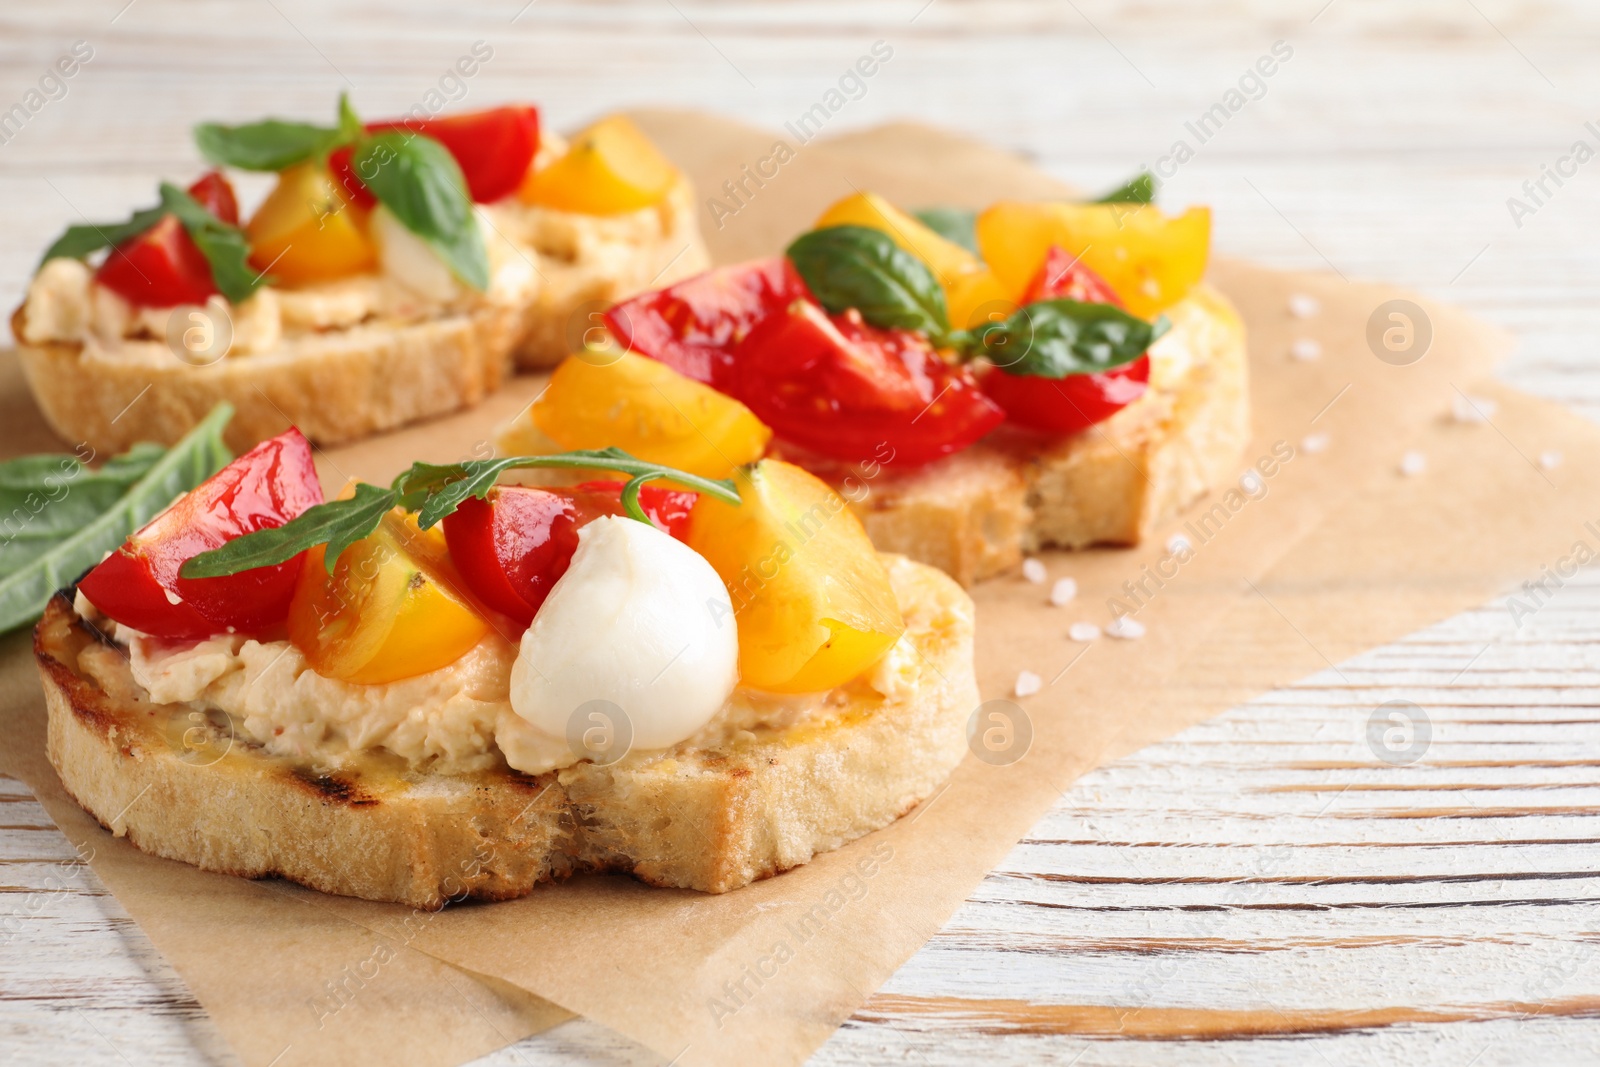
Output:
[13, 300, 523, 456]
[833, 283, 1250, 585]
[36, 555, 976, 907]
[503, 176, 710, 371]
[13, 176, 707, 455]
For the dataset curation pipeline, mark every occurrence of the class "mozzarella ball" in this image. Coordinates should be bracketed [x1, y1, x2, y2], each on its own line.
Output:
[509, 515, 738, 752]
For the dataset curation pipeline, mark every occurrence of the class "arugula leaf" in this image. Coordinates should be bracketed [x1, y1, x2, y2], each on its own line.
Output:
[180, 448, 743, 580]
[397, 448, 741, 530]
[969, 299, 1170, 379]
[353, 131, 488, 291]
[0, 404, 234, 633]
[913, 207, 978, 253]
[180, 483, 399, 579]
[40, 205, 166, 266]
[786, 225, 950, 339]
[159, 183, 264, 302]
[0, 443, 164, 572]
[38, 185, 264, 302]
[1094, 171, 1156, 204]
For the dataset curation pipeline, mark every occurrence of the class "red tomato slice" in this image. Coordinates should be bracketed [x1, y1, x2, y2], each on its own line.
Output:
[1024, 244, 1125, 306]
[729, 301, 1004, 468]
[333, 107, 541, 207]
[95, 214, 218, 309]
[186, 170, 240, 225]
[981, 355, 1150, 436]
[78, 429, 324, 640]
[604, 258, 813, 387]
[982, 244, 1149, 436]
[327, 144, 378, 210]
[442, 482, 697, 627]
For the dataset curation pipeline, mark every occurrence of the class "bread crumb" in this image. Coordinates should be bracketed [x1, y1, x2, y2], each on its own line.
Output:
[1400, 450, 1427, 476]
[1301, 432, 1330, 454]
[1290, 338, 1321, 361]
[1014, 670, 1042, 697]
[1068, 622, 1101, 642]
[1021, 557, 1047, 584]
[1106, 616, 1146, 639]
[1050, 578, 1078, 606]
[1288, 293, 1320, 318]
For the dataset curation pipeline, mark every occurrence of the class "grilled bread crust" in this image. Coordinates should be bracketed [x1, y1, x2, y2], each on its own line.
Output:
[842, 284, 1250, 585]
[35, 556, 976, 907]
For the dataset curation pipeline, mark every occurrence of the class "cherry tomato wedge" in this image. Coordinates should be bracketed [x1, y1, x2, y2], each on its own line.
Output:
[442, 481, 697, 627]
[981, 356, 1150, 436]
[185, 170, 240, 225]
[604, 257, 813, 388]
[1024, 244, 1125, 306]
[95, 173, 242, 308]
[333, 106, 540, 206]
[729, 301, 1004, 468]
[327, 144, 378, 211]
[982, 246, 1148, 435]
[78, 428, 324, 640]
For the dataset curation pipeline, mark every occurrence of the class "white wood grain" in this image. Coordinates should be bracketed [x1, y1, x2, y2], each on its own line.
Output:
[4, 1, 1600, 1064]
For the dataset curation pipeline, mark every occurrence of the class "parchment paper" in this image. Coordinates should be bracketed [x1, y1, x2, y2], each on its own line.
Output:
[1, 111, 1584, 1067]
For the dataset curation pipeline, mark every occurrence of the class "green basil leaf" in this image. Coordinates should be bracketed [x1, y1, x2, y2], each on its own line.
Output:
[159, 183, 265, 303]
[39, 205, 166, 266]
[0, 443, 165, 571]
[194, 118, 343, 171]
[1094, 172, 1156, 204]
[973, 299, 1170, 379]
[337, 92, 364, 143]
[913, 207, 978, 253]
[785, 225, 950, 338]
[179, 483, 398, 580]
[0, 404, 234, 633]
[353, 131, 488, 291]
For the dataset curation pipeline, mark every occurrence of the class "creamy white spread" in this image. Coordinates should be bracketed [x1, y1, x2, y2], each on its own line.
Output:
[109, 627, 910, 777]
[79, 555, 928, 779]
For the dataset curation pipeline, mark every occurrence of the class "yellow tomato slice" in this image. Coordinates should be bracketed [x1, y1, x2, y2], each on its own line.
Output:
[247, 162, 377, 286]
[288, 512, 490, 685]
[976, 201, 1211, 319]
[531, 351, 771, 480]
[815, 192, 980, 287]
[814, 191, 1016, 330]
[687, 459, 904, 693]
[519, 115, 678, 215]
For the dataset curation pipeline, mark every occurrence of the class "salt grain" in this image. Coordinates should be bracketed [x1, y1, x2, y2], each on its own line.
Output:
[1288, 293, 1320, 318]
[1300, 432, 1330, 454]
[1068, 622, 1101, 642]
[1290, 338, 1322, 361]
[1022, 557, 1048, 584]
[1050, 577, 1078, 606]
[1014, 670, 1042, 698]
[1541, 450, 1564, 470]
[1106, 616, 1146, 640]
[1400, 450, 1427, 476]
[1451, 393, 1498, 423]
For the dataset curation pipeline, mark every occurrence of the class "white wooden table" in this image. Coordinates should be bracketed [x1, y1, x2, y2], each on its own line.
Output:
[5, 2, 1600, 1063]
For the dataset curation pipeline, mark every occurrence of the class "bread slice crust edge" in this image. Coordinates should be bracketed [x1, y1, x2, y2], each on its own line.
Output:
[35, 555, 977, 907]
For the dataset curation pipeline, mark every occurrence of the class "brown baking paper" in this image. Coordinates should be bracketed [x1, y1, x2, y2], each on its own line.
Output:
[0, 110, 1579, 1067]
